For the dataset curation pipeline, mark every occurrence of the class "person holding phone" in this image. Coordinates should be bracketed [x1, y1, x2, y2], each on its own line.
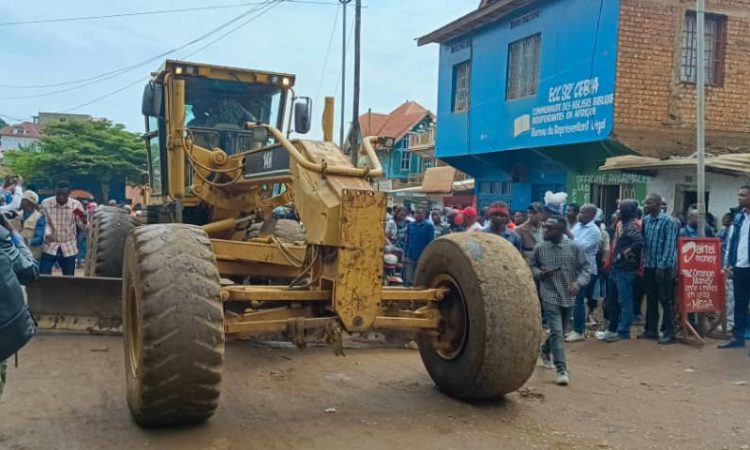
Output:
[39, 180, 86, 276]
[532, 215, 591, 386]
[0, 176, 23, 213]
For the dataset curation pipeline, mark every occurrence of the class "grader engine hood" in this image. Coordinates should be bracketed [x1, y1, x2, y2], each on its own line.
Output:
[291, 140, 375, 246]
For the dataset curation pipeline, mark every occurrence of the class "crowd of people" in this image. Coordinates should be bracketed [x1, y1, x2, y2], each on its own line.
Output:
[1, 177, 90, 275]
[386, 185, 750, 386]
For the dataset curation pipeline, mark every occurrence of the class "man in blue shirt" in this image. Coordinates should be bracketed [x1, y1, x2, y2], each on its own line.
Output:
[481, 202, 522, 251]
[567, 204, 600, 342]
[641, 194, 678, 345]
[403, 207, 434, 287]
[719, 185, 750, 351]
[679, 208, 715, 238]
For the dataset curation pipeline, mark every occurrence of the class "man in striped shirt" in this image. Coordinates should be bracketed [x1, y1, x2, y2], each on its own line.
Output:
[641, 194, 678, 344]
[40, 181, 85, 276]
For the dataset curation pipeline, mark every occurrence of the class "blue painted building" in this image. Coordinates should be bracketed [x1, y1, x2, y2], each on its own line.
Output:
[419, 0, 633, 212]
[359, 101, 436, 185]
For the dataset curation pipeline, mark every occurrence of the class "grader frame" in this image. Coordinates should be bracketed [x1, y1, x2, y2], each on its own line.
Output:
[33, 60, 540, 428]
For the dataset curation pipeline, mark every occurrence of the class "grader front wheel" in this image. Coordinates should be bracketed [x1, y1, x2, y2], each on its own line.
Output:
[85, 206, 136, 277]
[123, 224, 224, 427]
[415, 233, 541, 399]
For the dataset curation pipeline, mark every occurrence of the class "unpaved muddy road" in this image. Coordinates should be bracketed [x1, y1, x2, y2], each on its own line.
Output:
[1, 334, 749, 449]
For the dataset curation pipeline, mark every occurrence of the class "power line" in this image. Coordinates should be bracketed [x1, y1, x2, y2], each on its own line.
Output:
[0, 0, 339, 26]
[178, 1, 280, 59]
[0, 112, 28, 122]
[62, 1, 281, 113]
[314, 5, 340, 105]
[0, 2, 275, 96]
[61, 78, 149, 113]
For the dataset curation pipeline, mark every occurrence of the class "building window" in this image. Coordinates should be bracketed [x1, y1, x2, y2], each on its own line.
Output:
[452, 61, 470, 113]
[400, 151, 411, 171]
[423, 159, 434, 171]
[478, 180, 512, 195]
[400, 135, 409, 149]
[506, 33, 541, 100]
[680, 12, 726, 85]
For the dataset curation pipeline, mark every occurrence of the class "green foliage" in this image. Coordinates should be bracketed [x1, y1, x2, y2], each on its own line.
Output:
[0, 117, 7, 129]
[6, 119, 146, 199]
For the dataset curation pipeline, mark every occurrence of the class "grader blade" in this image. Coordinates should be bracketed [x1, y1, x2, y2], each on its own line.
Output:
[26, 275, 123, 334]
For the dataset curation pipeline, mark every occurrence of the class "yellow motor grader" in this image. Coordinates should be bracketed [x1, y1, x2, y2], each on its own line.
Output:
[28, 60, 540, 427]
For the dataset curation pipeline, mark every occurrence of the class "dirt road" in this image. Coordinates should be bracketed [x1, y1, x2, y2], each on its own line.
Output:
[1, 334, 748, 449]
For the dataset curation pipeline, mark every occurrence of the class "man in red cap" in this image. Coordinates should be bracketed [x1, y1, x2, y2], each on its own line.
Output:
[462, 206, 482, 232]
[481, 201, 522, 251]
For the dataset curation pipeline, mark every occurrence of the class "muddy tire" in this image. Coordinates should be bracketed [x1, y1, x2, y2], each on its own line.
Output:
[415, 233, 541, 399]
[123, 224, 224, 427]
[85, 206, 136, 277]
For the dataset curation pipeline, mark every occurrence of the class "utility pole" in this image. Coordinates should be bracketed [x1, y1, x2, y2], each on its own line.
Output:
[696, 0, 706, 237]
[349, 0, 362, 165]
[339, 0, 351, 149]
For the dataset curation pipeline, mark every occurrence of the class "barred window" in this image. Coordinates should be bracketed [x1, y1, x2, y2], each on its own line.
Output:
[680, 12, 726, 85]
[506, 33, 541, 100]
[452, 61, 470, 113]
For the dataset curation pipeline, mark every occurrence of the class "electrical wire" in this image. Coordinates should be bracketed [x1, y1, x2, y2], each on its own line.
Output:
[60, 1, 280, 113]
[178, 0, 281, 60]
[314, 5, 340, 105]
[0, 1, 275, 92]
[0, 0, 340, 26]
[0, 112, 28, 122]
[332, 13, 355, 96]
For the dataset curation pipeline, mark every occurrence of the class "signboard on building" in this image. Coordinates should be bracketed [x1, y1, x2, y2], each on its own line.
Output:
[567, 172, 650, 205]
[435, 0, 622, 159]
[677, 238, 724, 314]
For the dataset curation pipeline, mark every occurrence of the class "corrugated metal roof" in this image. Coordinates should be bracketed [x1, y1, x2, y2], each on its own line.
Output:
[358, 101, 433, 142]
[612, 127, 750, 160]
[0, 122, 40, 138]
[417, 0, 534, 46]
[389, 178, 475, 194]
[421, 166, 457, 193]
[600, 154, 750, 176]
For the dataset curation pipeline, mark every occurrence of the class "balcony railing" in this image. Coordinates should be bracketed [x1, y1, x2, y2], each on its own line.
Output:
[408, 129, 435, 149]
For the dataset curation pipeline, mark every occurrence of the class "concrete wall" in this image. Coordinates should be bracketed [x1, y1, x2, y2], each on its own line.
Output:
[0, 136, 37, 151]
[646, 168, 746, 218]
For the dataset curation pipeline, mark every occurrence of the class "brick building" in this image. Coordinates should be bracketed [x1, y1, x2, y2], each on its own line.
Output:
[419, 0, 750, 218]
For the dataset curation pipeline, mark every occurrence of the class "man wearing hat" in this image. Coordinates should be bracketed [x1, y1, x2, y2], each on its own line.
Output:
[482, 201, 522, 251]
[462, 206, 483, 232]
[19, 190, 46, 261]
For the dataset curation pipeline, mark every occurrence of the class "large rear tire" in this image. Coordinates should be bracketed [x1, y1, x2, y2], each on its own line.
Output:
[85, 206, 135, 277]
[123, 224, 224, 427]
[415, 232, 541, 399]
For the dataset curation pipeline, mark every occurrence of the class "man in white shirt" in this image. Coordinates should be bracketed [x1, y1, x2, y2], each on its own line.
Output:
[719, 185, 750, 351]
[566, 204, 600, 342]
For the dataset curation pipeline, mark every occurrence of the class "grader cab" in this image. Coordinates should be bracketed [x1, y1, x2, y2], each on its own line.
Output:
[29, 60, 541, 427]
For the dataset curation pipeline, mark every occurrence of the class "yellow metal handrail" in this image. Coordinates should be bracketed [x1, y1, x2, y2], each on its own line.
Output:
[265, 126, 383, 178]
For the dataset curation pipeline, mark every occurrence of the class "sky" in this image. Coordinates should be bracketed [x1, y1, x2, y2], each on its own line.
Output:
[0, 0, 477, 138]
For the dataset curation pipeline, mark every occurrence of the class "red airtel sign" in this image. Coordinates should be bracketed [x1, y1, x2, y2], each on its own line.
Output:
[678, 237, 724, 314]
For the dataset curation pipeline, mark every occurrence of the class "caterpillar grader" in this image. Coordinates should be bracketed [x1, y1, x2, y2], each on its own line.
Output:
[28, 60, 541, 427]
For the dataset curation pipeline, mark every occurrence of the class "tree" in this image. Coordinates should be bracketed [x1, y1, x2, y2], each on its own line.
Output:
[0, 118, 7, 129]
[6, 119, 146, 202]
